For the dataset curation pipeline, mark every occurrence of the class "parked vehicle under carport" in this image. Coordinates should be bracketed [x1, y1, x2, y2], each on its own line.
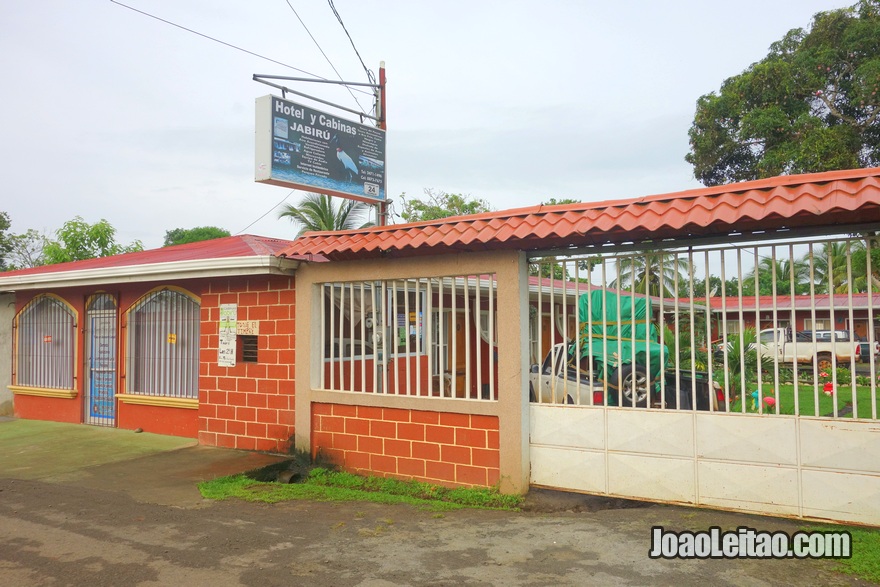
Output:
[529, 341, 728, 411]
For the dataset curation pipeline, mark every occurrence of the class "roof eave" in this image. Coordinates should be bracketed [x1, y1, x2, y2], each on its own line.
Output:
[0, 256, 299, 292]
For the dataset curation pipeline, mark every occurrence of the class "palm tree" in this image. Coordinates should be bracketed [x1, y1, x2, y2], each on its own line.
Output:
[611, 252, 688, 297]
[278, 193, 374, 237]
[804, 240, 873, 294]
[751, 256, 810, 295]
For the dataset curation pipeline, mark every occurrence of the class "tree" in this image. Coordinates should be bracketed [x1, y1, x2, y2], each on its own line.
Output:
[163, 226, 231, 247]
[540, 198, 581, 206]
[278, 192, 374, 237]
[42, 217, 143, 265]
[610, 252, 689, 297]
[397, 189, 492, 223]
[5, 229, 47, 270]
[0, 211, 12, 271]
[749, 256, 810, 296]
[686, 1, 880, 186]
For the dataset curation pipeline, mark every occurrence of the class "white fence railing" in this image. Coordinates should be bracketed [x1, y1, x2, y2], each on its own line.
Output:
[529, 234, 879, 420]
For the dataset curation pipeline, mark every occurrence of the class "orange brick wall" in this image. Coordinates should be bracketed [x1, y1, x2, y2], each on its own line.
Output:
[312, 403, 500, 488]
[198, 276, 295, 452]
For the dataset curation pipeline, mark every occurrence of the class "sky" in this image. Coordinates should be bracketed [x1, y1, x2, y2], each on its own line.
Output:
[0, 0, 853, 250]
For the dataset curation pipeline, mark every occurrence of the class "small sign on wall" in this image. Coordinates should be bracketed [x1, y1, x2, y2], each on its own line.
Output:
[238, 320, 259, 336]
[218, 303, 238, 367]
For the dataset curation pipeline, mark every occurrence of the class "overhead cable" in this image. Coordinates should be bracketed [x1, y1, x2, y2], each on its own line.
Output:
[284, 0, 369, 114]
[109, 0, 372, 96]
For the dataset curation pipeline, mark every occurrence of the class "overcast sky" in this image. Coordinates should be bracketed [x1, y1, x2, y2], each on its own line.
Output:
[0, 0, 851, 250]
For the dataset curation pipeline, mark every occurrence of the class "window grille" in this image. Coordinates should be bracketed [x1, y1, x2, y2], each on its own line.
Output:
[15, 296, 75, 389]
[320, 275, 497, 400]
[128, 289, 199, 399]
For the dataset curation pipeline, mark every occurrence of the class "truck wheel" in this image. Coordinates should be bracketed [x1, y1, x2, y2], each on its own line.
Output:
[529, 383, 536, 403]
[816, 354, 833, 373]
[612, 363, 649, 408]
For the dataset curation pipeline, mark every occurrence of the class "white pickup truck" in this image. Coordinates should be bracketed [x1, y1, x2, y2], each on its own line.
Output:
[758, 328, 861, 371]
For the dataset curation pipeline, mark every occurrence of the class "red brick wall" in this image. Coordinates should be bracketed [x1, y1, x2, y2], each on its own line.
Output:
[118, 403, 198, 438]
[312, 403, 500, 488]
[199, 276, 295, 452]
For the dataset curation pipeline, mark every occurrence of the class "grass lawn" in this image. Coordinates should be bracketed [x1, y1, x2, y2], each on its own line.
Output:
[728, 383, 879, 418]
[199, 467, 523, 511]
[807, 525, 880, 584]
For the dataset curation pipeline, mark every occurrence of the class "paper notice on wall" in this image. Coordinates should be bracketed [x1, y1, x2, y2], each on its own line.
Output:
[218, 303, 237, 367]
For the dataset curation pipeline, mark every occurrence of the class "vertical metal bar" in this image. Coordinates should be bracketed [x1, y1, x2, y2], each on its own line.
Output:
[382, 281, 389, 395]
[828, 243, 838, 418]
[392, 282, 400, 394]
[785, 244, 796, 416]
[348, 282, 355, 392]
[846, 240, 857, 418]
[438, 277, 445, 396]
[475, 275, 483, 401]
[360, 282, 366, 392]
[704, 250, 714, 411]
[404, 280, 412, 396]
[488, 273, 495, 400]
[867, 236, 878, 420]
[415, 279, 422, 396]
[464, 275, 471, 400]
[753, 247, 762, 413]
[807, 244, 819, 416]
[328, 285, 335, 390]
[451, 277, 458, 398]
[320, 285, 326, 390]
[426, 279, 433, 396]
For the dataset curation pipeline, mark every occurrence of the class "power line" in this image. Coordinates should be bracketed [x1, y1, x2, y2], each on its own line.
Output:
[283, 0, 369, 115]
[109, 0, 373, 96]
[236, 190, 294, 235]
[327, 0, 375, 85]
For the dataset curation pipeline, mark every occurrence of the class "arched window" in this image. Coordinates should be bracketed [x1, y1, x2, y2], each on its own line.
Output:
[128, 289, 200, 399]
[15, 295, 76, 389]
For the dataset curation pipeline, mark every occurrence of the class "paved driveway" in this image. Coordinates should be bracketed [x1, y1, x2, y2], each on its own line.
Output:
[0, 419, 864, 586]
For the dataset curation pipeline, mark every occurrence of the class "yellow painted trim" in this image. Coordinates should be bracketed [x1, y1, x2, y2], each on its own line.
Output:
[9, 385, 78, 399]
[115, 393, 199, 410]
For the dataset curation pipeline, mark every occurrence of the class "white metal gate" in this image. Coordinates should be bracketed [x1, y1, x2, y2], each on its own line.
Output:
[527, 234, 880, 525]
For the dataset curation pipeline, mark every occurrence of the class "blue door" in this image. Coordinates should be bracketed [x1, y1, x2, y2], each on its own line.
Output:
[84, 294, 117, 426]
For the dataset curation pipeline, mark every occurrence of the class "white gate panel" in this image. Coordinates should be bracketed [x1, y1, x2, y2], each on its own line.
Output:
[530, 405, 605, 449]
[802, 469, 880, 525]
[530, 407, 880, 524]
[695, 414, 798, 465]
[607, 453, 696, 503]
[697, 461, 800, 517]
[607, 410, 693, 457]
[799, 418, 880, 473]
[530, 446, 606, 494]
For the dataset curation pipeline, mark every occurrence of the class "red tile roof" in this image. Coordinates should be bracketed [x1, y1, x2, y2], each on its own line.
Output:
[2, 235, 296, 278]
[280, 168, 880, 261]
[703, 293, 880, 311]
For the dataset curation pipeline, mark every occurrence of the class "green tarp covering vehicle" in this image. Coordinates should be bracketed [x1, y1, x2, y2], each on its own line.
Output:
[575, 290, 669, 407]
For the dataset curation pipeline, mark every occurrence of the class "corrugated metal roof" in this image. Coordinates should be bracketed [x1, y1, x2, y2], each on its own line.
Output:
[280, 168, 880, 261]
[2, 235, 296, 278]
[703, 293, 880, 311]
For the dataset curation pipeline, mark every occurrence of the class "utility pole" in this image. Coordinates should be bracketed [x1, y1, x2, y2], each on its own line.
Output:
[376, 61, 387, 226]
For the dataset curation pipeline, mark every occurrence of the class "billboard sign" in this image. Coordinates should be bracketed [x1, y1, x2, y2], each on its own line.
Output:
[255, 95, 386, 203]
